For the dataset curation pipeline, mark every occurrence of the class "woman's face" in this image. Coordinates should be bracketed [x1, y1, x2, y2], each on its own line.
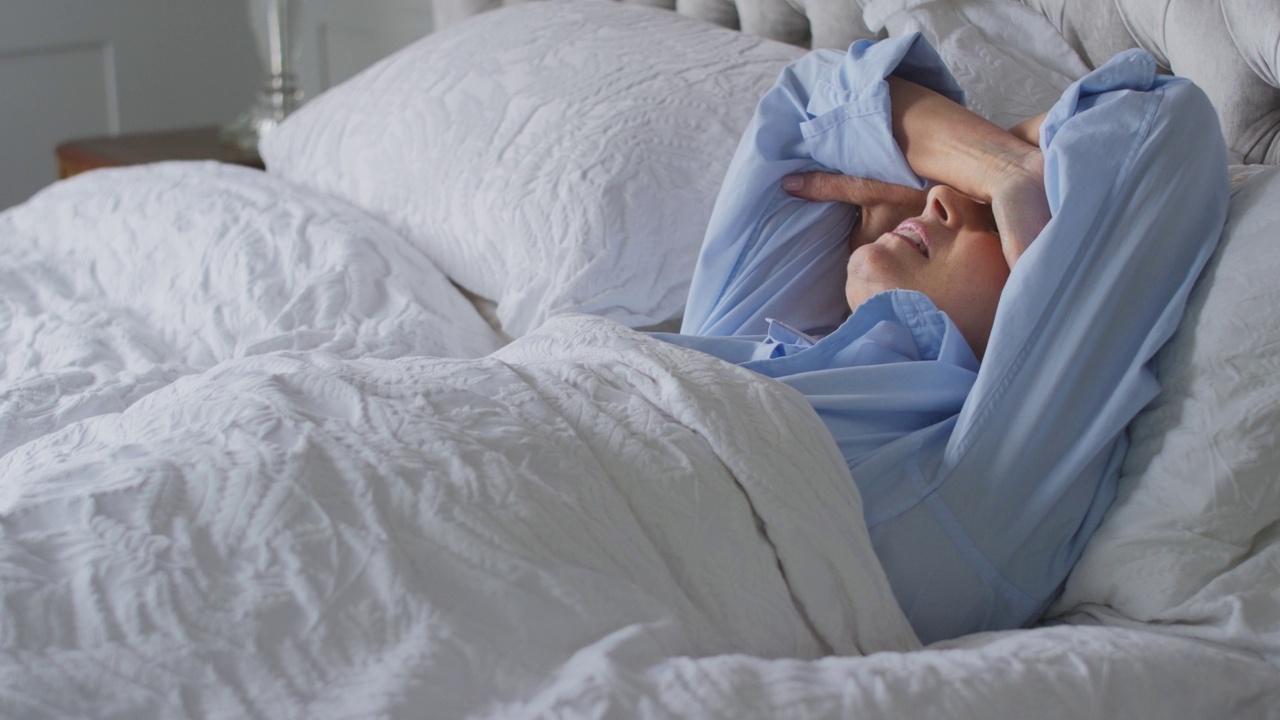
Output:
[846, 184, 1010, 358]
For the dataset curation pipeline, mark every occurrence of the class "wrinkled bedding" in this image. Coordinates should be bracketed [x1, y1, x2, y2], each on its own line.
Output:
[0, 163, 503, 456]
[0, 308, 918, 717]
[0, 165, 924, 715]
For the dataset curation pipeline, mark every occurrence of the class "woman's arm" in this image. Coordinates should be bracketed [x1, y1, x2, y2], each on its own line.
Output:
[677, 49, 865, 338]
[789, 79, 1051, 267]
[889, 78, 1049, 266]
[884, 78, 1032, 201]
[681, 34, 978, 337]
[896, 59, 1228, 639]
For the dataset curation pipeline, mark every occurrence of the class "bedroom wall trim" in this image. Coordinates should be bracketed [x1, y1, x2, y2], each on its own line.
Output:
[0, 41, 117, 210]
[0, 1, 259, 212]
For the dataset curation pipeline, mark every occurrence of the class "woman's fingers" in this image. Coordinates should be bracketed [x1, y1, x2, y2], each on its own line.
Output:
[1008, 112, 1048, 147]
[782, 172, 923, 206]
[990, 173, 1050, 268]
[783, 172, 929, 250]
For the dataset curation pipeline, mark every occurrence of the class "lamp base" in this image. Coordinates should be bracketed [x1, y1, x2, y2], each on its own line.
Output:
[222, 74, 304, 151]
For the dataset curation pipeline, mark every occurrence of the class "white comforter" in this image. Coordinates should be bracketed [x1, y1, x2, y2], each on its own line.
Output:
[0, 163, 503, 456]
[3, 164, 1279, 719]
[0, 309, 921, 717]
[2, 164, 919, 715]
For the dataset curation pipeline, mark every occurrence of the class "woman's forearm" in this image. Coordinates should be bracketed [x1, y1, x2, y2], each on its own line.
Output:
[886, 77, 1038, 202]
[886, 77, 1050, 264]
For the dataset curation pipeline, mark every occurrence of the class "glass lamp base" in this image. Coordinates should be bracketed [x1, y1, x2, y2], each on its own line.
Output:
[222, 76, 304, 151]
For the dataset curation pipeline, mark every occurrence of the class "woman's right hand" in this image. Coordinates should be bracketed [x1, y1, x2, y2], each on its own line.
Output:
[782, 173, 928, 251]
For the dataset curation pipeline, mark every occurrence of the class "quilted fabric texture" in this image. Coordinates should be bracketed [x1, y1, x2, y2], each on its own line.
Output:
[263, 1, 803, 337]
[430, 0, 1280, 164]
[0, 162, 504, 456]
[1021, 0, 1280, 164]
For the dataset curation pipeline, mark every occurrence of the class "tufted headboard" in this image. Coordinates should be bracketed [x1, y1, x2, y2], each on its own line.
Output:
[429, 0, 1280, 164]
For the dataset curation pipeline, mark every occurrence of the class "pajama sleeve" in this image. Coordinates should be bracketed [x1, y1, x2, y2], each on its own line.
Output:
[679, 34, 963, 338]
[678, 36, 1230, 644]
[863, 50, 1231, 642]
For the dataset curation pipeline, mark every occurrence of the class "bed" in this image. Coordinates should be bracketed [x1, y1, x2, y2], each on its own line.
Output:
[1, 0, 1278, 716]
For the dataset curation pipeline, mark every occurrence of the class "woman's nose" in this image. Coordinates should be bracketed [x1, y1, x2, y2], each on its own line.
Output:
[925, 184, 968, 229]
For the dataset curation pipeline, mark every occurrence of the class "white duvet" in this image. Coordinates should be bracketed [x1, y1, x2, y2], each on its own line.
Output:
[0, 163, 503, 456]
[0, 309, 918, 717]
[0, 166, 919, 711]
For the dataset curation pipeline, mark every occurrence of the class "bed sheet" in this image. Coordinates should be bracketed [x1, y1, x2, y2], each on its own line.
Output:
[509, 624, 1280, 718]
[0, 162, 504, 457]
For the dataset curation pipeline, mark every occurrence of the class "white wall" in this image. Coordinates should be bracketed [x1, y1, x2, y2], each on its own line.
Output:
[301, 0, 436, 94]
[0, 0, 436, 211]
[0, 1, 260, 210]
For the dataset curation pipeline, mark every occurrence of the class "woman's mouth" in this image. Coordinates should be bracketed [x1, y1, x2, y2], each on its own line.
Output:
[890, 220, 930, 258]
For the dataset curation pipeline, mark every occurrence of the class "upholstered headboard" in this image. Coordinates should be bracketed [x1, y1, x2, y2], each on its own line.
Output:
[430, 0, 1280, 164]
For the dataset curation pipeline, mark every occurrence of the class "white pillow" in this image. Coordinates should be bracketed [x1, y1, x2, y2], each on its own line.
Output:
[870, 0, 1090, 130]
[263, 0, 803, 337]
[1054, 166, 1280, 664]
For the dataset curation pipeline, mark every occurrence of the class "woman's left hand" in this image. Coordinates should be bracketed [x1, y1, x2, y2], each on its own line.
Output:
[986, 146, 1050, 267]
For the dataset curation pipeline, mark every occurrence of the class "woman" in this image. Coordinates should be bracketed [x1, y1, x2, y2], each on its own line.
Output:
[656, 35, 1229, 643]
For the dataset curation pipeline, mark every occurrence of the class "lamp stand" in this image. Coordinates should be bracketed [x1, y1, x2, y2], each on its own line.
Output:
[223, 0, 304, 151]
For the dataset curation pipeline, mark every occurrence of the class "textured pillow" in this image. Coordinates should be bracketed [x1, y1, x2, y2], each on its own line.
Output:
[1018, 0, 1280, 164]
[1054, 166, 1280, 665]
[867, 0, 1089, 130]
[262, 0, 803, 337]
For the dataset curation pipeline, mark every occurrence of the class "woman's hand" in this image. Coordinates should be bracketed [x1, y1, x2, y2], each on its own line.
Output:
[1008, 111, 1048, 147]
[986, 147, 1049, 267]
[884, 77, 1051, 267]
[995, 111, 1053, 265]
[782, 173, 928, 251]
[784, 160, 1047, 269]
[786, 80, 1051, 268]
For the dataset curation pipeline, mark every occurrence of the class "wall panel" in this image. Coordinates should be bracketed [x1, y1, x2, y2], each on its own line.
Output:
[0, 42, 115, 208]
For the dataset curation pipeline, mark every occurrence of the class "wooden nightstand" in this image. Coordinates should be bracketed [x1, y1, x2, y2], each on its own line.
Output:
[55, 126, 265, 179]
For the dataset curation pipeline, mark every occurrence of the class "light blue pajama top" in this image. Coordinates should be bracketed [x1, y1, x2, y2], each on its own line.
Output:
[656, 35, 1229, 644]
